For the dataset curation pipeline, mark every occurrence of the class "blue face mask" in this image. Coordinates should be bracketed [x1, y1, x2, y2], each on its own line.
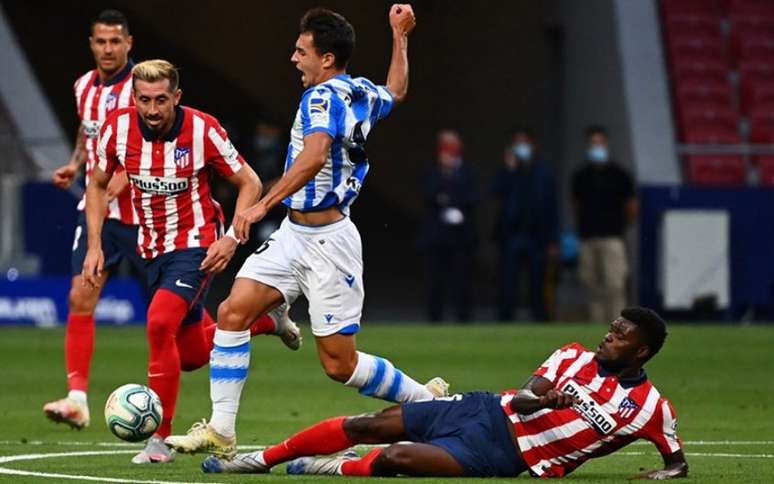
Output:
[512, 143, 532, 161]
[588, 146, 609, 163]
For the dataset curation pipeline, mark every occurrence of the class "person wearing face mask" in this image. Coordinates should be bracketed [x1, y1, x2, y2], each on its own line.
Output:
[491, 128, 558, 322]
[571, 126, 637, 323]
[419, 130, 479, 322]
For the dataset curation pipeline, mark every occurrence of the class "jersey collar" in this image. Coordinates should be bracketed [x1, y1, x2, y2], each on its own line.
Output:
[94, 59, 134, 87]
[597, 365, 648, 388]
[137, 105, 185, 142]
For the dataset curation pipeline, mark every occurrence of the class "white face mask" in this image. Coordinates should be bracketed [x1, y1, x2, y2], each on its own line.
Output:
[512, 143, 532, 161]
[588, 146, 609, 163]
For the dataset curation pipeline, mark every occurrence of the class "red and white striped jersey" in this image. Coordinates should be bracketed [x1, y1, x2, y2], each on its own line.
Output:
[500, 343, 682, 477]
[73, 62, 137, 224]
[97, 105, 245, 259]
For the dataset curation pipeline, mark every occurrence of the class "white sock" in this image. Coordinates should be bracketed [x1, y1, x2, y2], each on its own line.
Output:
[68, 390, 88, 405]
[209, 329, 251, 438]
[344, 351, 433, 402]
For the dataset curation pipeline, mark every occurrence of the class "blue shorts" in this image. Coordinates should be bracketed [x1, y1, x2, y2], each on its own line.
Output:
[402, 392, 527, 477]
[70, 212, 144, 276]
[145, 248, 212, 325]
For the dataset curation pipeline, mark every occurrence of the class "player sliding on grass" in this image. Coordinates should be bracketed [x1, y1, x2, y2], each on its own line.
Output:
[83, 59, 300, 464]
[202, 307, 688, 480]
[165, 4, 449, 459]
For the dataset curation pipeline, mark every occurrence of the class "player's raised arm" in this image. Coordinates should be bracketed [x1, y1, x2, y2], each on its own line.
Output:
[385, 4, 416, 103]
[631, 450, 688, 480]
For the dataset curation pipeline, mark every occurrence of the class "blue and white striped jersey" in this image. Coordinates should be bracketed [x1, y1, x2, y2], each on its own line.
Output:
[282, 74, 394, 214]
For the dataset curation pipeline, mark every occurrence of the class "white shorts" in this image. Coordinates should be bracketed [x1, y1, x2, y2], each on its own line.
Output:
[236, 216, 364, 337]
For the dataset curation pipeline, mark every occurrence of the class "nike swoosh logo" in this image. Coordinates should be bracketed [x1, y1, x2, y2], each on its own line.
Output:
[175, 279, 194, 289]
[67, 372, 79, 378]
[147, 373, 165, 378]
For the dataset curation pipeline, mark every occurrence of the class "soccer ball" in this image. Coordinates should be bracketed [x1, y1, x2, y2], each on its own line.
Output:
[104, 384, 163, 442]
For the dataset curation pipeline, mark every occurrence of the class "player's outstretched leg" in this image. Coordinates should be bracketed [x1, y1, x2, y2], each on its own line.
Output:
[202, 406, 406, 474]
[165, 279, 284, 457]
[43, 274, 106, 430]
[317, 334, 449, 402]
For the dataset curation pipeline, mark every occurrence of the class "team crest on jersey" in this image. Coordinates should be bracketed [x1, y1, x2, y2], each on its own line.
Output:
[174, 147, 191, 168]
[105, 91, 119, 112]
[617, 397, 639, 419]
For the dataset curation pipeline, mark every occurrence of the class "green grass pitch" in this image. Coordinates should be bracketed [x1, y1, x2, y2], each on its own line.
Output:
[1, 323, 772, 483]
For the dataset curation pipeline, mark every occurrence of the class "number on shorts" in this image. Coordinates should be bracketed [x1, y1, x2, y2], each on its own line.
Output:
[72, 226, 83, 252]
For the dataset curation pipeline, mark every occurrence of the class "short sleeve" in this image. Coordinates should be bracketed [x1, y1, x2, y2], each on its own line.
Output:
[97, 121, 118, 175]
[300, 88, 343, 138]
[636, 399, 683, 457]
[205, 118, 245, 178]
[374, 85, 394, 120]
[533, 343, 581, 384]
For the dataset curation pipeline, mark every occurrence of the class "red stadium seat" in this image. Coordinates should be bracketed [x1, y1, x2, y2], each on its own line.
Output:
[682, 124, 741, 143]
[685, 155, 747, 186]
[675, 78, 734, 106]
[737, 37, 774, 66]
[755, 155, 774, 185]
[740, 81, 774, 116]
[663, 0, 721, 16]
[749, 120, 774, 143]
[665, 16, 722, 40]
[729, 22, 774, 59]
[726, 0, 774, 16]
[678, 103, 740, 132]
[672, 59, 729, 84]
[668, 38, 727, 64]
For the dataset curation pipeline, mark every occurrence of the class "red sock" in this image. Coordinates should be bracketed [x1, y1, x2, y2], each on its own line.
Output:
[341, 448, 382, 476]
[263, 417, 352, 467]
[65, 313, 95, 392]
[146, 289, 188, 437]
[177, 319, 210, 372]
[250, 314, 276, 336]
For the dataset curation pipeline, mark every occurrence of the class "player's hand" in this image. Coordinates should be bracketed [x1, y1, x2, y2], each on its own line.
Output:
[232, 202, 268, 243]
[81, 248, 104, 289]
[389, 4, 416, 36]
[53, 163, 78, 189]
[200, 237, 238, 273]
[539, 389, 577, 410]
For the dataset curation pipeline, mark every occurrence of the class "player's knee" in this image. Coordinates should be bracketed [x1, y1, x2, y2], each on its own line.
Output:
[321, 356, 356, 382]
[372, 444, 412, 475]
[68, 283, 98, 313]
[216, 299, 252, 331]
[342, 415, 379, 441]
[146, 312, 176, 342]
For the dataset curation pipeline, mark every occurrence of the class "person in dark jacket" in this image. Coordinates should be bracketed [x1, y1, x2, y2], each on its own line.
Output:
[420, 130, 478, 322]
[571, 126, 637, 323]
[492, 128, 558, 321]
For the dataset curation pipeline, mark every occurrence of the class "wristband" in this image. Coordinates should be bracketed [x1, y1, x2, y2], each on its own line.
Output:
[225, 226, 238, 242]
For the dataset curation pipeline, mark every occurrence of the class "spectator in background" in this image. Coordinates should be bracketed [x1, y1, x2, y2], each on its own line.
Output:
[571, 126, 637, 323]
[419, 130, 478, 322]
[250, 121, 284, 181]
[492, 128, 558, 322]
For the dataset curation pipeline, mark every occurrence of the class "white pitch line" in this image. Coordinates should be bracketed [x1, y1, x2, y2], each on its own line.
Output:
[618, 451, 774, 459]
[0, 450, 220, 484]
[2, 439, 773, 448]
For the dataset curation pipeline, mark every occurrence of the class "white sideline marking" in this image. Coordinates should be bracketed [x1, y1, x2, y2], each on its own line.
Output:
[0, 446, 771, 483]
[619, 451, 774, 459]
[0, 450, 219, 483]
[2, 439, 772, 448]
